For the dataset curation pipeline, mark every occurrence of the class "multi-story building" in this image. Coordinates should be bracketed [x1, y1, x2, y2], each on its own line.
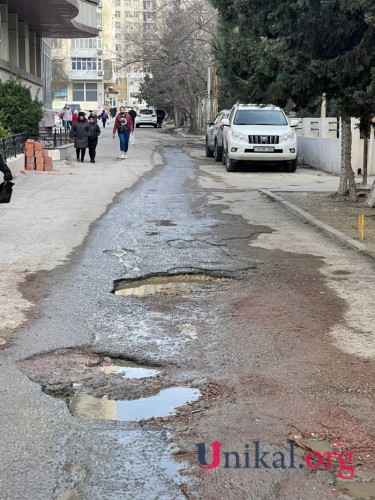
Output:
[0, 0, 99, 107]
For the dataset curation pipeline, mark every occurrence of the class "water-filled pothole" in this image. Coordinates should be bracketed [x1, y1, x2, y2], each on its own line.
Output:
[100, 359, 160, 379]
[114, 273, 228, 297]
[69, 387, 200, 421]
[336, 480, 375, 498]
[299, 438, 334, 453]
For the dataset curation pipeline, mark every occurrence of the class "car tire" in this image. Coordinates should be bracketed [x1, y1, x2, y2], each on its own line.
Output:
[225, 154, 236, 172]
[205, 139, 213, 157]
[154, 124, 157, 128]
[283, 159, 297, 172]
[214, 141, 222, 162]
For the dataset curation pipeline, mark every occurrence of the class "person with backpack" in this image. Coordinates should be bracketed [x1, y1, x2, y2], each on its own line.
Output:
[112, 106, 133, 160]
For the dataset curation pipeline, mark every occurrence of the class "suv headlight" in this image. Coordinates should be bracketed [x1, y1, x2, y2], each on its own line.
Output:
[231, 130, 246, 142]
[281, 132, 295, 143]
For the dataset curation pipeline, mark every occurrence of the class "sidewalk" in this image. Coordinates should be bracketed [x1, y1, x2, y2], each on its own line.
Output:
[261, 182, 375, 259]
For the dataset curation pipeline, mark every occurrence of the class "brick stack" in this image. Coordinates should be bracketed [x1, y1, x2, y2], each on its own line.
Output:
[24, 139, 53, 172]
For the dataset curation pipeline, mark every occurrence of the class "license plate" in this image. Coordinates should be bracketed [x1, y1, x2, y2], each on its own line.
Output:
[253, 146, 275, 152]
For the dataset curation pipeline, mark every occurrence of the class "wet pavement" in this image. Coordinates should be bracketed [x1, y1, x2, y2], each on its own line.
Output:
[0, 127, 375, 499]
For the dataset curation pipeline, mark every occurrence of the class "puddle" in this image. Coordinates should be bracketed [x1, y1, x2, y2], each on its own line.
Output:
[69, 387, 200, 421]
[299, 438, 334, 453]
[114, 274, 224, 297]
[149, 219, 177, 226]
[100, 360, 159, 379]
[336, 480, 375, 498]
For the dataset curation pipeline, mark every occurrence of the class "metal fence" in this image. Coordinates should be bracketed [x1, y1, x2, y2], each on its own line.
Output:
[0, 129, 71, 161]
[0, 134, 27, 161]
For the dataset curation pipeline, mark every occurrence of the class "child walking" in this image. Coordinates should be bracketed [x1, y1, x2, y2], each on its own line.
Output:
[88, 115, 101, 163]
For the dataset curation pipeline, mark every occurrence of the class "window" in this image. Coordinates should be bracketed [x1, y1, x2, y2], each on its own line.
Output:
[133, 0, 139, 6]
[115, 22, 121, 29]
[113, 0, 120, 5]
[124, 11, 132, 17]
[233, 110, 287, 126]
[71, 58, 102, 71]
[115, 44, 121, 52]
[143, 0, 155, 9]
[133, 11, 139, 18]
[73, 83, 98, 102]
[71, 38, 102, 49]
[124, 23, 131, 29]
[124, 0, 131, 5]
[115, 11, 121, 17]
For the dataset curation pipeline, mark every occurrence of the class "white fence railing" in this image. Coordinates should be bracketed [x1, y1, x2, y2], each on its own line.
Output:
[294, 117, 375, 175]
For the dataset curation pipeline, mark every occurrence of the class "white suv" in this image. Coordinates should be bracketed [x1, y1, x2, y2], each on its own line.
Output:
[222, 104, 299, 172]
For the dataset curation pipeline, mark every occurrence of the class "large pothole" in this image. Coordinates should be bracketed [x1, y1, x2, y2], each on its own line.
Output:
[113, 273, 230, 297]
[18, 349, 203, 422]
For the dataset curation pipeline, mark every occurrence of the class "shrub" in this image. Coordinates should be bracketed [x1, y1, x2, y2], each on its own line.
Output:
[0, 76, 44, 136]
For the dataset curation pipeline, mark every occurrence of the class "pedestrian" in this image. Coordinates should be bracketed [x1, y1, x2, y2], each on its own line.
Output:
[62, 105, 72, 131]
[72, 109, 79, 124]
[70, 111, 89, 162]
[0, 154, 13, 181]
[128, 107, 137, 127]
[88, 114, 101, 163]
[101, 110, 108, 128]
[112, 106, 133, 160]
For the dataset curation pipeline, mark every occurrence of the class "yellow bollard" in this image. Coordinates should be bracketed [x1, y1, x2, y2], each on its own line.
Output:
[358, 213, 365, 240]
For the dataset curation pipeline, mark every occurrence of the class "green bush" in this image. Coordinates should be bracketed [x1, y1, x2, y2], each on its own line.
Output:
[0, 76, 44, 136]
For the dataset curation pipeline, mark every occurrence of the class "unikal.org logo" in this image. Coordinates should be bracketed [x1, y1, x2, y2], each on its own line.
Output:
[196, 441, 355, 479]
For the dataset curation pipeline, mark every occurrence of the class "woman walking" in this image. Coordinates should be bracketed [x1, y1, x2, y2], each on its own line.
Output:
[101, 110, 108, 128]
[70, 111, 89, 162]
[112, 106, 133, 160]
[88, 114, 101, 163]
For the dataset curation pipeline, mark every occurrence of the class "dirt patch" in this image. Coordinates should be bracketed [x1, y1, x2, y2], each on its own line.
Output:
[280, 191, 375, 256]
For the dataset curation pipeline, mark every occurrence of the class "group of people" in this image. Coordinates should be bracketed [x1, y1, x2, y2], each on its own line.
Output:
[70, 106, 134, 162]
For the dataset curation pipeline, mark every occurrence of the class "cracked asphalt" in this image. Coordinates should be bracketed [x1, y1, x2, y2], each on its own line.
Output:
[0, 126, 374, 499]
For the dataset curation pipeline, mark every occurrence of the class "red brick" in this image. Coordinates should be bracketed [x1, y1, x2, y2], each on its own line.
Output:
[34, 151, 43, 158]
[44, 162, 53, 171]
[34, 142, 42, 151]
[42, 149, 50, 158]
[36, 161, 44, 171]
[25, 156, 35, 170]
[25, 145, 34, 155]
[26, 139, 35, 144]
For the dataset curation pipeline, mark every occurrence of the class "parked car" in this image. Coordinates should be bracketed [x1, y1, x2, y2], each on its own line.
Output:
[135, 108, 157, 128]
[205, 109, 230, 162]
[222, 103, 299, 172]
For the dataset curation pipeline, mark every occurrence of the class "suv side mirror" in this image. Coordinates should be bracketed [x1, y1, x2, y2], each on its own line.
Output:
[290, 119, 299, 127]
[221, 118, 230, 126]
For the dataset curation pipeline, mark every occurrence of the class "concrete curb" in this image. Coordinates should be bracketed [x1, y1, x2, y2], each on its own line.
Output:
[260, 189, 367, 253]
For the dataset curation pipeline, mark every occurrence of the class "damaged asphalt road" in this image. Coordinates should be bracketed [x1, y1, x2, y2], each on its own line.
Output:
[0, 131, 374, 499]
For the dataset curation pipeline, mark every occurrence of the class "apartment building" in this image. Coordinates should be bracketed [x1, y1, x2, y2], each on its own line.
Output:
[51, 0, 160, 111]
[0, 0, 99, 107]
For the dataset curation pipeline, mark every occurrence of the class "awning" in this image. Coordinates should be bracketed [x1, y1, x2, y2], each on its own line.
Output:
[107, 87, 120, 94]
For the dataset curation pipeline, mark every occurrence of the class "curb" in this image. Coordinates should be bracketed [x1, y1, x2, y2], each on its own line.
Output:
[259, 189, 367, 253]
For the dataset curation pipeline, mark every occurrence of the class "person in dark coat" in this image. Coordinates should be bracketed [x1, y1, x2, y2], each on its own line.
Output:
[128, 107, 137, 127]
[70, 111, 89, 162]
[0, 154, 13, 181]
[101, 110, 108, 128]
[88, 114, 101, 163]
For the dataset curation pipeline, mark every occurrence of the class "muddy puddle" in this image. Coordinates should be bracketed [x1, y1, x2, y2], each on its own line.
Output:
[299, 438, 334, 453]
[114, 274, 227, 297]
[336, 480, 375, 498]
[100, 360, 160, 379]
[69, 387, 200, 422]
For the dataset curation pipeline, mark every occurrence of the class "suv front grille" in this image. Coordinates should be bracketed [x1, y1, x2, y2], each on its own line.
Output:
[248, 135, 279, 144]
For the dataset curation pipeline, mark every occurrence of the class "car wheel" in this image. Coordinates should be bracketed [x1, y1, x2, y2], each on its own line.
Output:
[205, 139, 213, 157]
[214, 141, 222, 162]
[225, 154, 236, 172]
[154, 124, 157, 128]
[283, 159, 297, 172]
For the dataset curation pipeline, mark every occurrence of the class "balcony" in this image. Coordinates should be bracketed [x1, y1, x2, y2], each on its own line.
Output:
[3, 0, 99, 38]
[67, 70, 103, 80]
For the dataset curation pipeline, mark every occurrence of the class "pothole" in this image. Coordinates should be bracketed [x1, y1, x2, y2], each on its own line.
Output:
[69, 387, 200, 422]
[113, 273, 229, 297]
[335, 481, 375, 498]
[299, 438, 334, 453]
[149, 219, 177, 226]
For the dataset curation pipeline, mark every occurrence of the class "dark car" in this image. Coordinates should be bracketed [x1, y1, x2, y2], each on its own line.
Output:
[205, 109, 230, 162]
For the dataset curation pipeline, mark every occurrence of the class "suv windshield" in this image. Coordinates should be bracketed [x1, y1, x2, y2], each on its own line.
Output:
[234, 110, 287, 126]
[140, 109, 154, 115]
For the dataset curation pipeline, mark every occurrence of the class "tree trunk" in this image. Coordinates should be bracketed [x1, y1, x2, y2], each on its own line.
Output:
[338, 115, 356, 202]
[362, 121, 369, 187]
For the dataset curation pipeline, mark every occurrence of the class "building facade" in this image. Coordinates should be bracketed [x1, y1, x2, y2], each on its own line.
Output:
[0, 0, 99, 107]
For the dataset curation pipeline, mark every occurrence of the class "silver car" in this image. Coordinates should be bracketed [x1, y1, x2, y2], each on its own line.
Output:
[205, 109, 230, 162]
[135, 108, 157, 128]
